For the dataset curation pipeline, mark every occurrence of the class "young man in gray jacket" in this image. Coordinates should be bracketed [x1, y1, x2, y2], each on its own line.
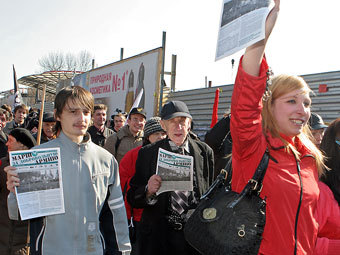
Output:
[5, 86, 131, 255]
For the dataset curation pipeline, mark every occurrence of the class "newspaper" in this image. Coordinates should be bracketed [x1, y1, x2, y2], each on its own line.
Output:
[156, 148, 193, 195]
[9, 148, 65, 220]
[216, 0, 273, 60]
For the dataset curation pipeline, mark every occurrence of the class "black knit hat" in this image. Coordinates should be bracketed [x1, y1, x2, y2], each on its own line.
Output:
[9, 128, 37, 149]
[144, 117, 165, 138]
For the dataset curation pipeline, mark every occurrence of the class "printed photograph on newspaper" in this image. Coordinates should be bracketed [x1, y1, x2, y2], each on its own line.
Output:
[156, 148, 193, 195]
[215, 0, 273, 60]
[9, 148, 65, 220]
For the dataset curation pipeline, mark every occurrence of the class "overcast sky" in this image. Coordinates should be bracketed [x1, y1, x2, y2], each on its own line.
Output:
[1, 0, 340, 93]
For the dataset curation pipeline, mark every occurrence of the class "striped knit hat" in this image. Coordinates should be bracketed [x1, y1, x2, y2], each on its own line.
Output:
[144, 117, 165, 138]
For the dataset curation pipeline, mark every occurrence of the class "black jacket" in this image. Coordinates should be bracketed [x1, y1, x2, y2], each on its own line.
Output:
[0, 131, 7, 158]
[204, 115, 232, 178]
[87, 125, 114, 147]
[127, 137, 214, 255]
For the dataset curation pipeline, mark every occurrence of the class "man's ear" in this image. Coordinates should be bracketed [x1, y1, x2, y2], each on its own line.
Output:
[160, 120, 167, 131]
[54, 109, 60, 122]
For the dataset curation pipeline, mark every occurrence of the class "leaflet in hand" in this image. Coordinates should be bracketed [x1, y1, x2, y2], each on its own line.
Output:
[9, 148, 65, 220]
[156, 148, 193, 195]
[216, 0, 273, 60]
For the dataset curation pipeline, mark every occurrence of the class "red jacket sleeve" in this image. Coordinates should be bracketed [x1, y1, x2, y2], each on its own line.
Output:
[119, 146, 141, 219]
[230, 56, 269, 189]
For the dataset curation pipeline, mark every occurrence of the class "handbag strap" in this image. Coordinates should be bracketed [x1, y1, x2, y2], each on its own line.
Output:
[200, 148, 270, 200]
[246, 148, 270, 193]
[227, 149, 270, 209]
[200, 157, 231, 200]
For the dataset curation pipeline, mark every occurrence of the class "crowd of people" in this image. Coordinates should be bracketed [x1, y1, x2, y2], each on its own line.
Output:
[1, 1, 340, 254]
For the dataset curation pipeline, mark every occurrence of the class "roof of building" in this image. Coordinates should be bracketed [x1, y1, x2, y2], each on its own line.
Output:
[18, 70, 82, 95]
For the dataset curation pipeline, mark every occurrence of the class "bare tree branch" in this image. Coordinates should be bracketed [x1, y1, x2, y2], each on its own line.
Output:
[65, 53, 77, 71]
[38, 50, 93, 72]
[77, 50, 93, 72]
[38, 51, 65, 71]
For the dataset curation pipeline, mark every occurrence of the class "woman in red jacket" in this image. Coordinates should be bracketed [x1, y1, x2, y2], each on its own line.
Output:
[230, 0, 332, 253]
[119, 117, 166, 255]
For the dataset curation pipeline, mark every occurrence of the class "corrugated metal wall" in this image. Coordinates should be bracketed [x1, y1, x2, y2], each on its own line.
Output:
[168, 71, 340, 139]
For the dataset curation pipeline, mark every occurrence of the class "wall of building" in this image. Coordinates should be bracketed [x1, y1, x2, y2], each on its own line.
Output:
[168, 71, 340, 139]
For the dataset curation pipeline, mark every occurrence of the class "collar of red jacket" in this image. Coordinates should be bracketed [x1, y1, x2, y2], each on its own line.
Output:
[266, 131, 311, 156]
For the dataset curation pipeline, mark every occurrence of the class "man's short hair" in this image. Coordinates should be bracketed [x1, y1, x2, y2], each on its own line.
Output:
[14, 104, 29, 115]
[54, 86, 94, 132]
[94, 104, 108, 113]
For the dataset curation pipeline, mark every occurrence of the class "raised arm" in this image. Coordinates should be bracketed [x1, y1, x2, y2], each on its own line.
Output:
[243, 0, 280, 76]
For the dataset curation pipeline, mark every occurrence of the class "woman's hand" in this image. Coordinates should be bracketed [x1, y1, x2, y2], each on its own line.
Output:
[4, 166, 20, 193]
[265, 0, 280, 41]
[243, 0, 280, 76]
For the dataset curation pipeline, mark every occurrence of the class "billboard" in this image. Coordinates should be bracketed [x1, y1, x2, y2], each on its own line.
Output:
[73, 47, 163, 119]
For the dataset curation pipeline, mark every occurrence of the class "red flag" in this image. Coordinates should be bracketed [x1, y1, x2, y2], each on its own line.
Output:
[210, 88, 220, 128]
[13, 65, 22, 107]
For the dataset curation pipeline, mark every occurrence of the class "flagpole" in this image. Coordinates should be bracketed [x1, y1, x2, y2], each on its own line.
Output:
[36, 85, 46, 145]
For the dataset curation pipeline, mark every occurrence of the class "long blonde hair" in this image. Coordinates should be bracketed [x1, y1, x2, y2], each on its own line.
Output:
[261, 74, 325, 176]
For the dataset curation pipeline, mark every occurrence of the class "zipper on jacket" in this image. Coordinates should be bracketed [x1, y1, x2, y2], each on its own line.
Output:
[294, 160, 303, 255]
[36, 218, 46, 253]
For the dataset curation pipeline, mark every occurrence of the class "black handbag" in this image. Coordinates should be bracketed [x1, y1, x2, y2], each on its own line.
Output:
[184, 149, 270, 255]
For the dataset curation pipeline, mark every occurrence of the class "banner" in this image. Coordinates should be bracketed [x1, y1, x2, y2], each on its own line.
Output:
[73, 48, 162, 119]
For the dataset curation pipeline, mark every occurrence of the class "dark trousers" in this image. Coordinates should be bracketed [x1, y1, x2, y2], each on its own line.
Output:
[139, 218, 199, 255]
[100, 197, 120, 255]
[131, 221, 141, 255]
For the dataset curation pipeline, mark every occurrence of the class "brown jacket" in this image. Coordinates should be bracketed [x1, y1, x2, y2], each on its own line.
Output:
[104, 125, 143, 163]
